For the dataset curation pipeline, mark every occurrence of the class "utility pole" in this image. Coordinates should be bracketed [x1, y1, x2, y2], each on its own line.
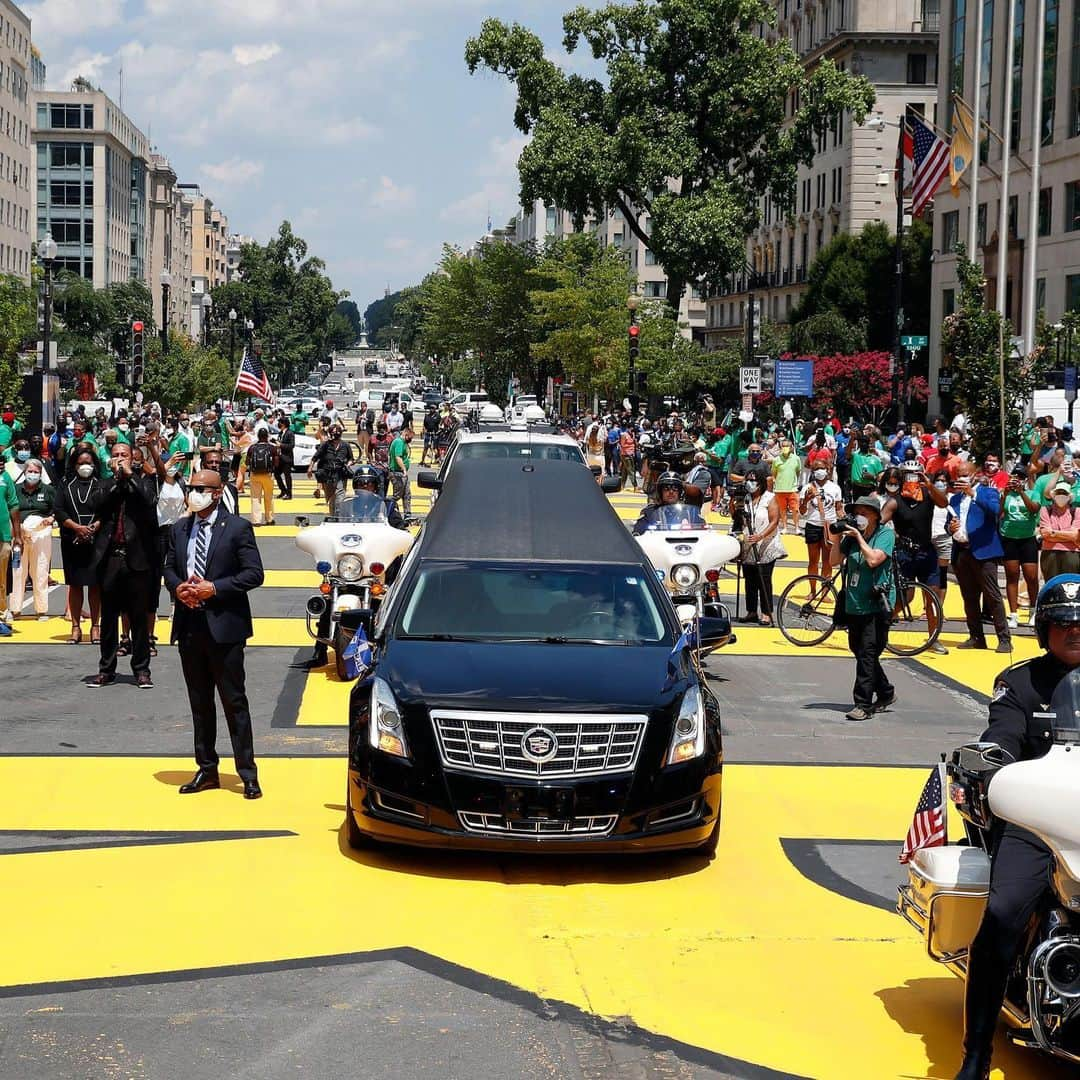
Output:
[893, 118, 906, 422]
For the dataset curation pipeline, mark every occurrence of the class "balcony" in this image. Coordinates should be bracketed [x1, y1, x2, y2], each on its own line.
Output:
[709, 265, 808, 298]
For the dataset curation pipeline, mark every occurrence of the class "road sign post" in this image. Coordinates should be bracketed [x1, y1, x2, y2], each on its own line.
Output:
[739, 366, 762, 394]
[1066, 365, 1077, 423]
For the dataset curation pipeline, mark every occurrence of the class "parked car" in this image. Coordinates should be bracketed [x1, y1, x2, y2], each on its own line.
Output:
[344, 456, 729, 853]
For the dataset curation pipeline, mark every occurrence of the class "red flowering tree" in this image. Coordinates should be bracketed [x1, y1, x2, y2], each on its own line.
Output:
[758, 351, 928, 422]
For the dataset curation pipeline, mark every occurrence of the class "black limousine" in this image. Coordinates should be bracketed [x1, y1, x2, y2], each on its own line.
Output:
[344, 457, 729, 853]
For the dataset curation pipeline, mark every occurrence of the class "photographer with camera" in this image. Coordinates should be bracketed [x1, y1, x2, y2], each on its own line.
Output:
[837, 494, 897, 721]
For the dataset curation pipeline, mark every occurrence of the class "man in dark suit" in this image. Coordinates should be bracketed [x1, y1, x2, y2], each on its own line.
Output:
[89, 442, 159, 688]
[164, 468, 265, 798]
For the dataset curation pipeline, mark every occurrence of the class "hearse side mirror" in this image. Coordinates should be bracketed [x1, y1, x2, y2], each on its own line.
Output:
[600, 475, 622, 494]
[697, 615, 732, 654]
[417, 470, 442, 490]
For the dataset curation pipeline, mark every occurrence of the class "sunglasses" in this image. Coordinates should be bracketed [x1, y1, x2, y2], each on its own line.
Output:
[188, 484, 221, 494]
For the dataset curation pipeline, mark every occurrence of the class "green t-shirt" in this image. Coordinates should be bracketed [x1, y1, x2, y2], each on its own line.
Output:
[1030, 472, 1080, 506]
[772, 453, 801, 492]
[843, 523, 896, 614]
[850, 451, 883, 486]
[1000, 490, 1040, 538]
[0, 422, 12, 449]
[290, 411, 308, 434]
[389, 435, 410, 472]
[0, 471, 17, 542]
[706, 434, 731, 466]
[168, 432, 195, 477]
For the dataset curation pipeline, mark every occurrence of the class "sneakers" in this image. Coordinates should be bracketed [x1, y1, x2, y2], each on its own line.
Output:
[875, 691, 897, 711]
[1007, 612, 1018, 630]
[136, 672, 154, 689]
[956, 638, 988, 650]
[87, 673, 116, 687]
[0, 622, 11, 637]
[995, 640, 1013, 654]
[845, 706, 873, 721]
[929, 641, 949, 655]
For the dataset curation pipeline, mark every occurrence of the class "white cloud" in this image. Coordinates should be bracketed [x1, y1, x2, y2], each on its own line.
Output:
[231, 43, 282, 66]
[200, 158, 265, 187]
[323, 118, 380, 145]
[24, 0, 123, 38]
[60, 52, 113, 88]
[368, 176, 416, 211]
[384, 236, 412, 252]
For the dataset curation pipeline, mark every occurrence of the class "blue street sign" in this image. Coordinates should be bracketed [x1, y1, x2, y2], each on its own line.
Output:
[775, 359, 814, 397]
[1065, 366, 1077, 403]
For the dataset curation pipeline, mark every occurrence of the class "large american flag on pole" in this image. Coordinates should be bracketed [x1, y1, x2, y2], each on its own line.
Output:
[235, 346, 273, 401]
[910, 114, 951, 217]
[899, 763, 948, 864]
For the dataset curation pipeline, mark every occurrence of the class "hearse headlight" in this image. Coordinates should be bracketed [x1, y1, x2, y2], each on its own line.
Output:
[666, 684, 705, 766]
[671, 564, 699, 589]
[337, 554, 364, 581]
[369, 677, 410, 759]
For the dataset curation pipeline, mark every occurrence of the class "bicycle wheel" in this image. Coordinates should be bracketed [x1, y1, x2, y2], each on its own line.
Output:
[776, 574, 839, 646]
[886, 581, 944, 656]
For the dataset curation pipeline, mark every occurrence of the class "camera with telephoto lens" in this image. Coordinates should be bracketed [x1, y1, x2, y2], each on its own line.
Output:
[829, 513, 861, 535]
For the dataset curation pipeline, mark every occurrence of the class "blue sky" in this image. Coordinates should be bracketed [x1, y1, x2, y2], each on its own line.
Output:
[26, 0, 579, 314]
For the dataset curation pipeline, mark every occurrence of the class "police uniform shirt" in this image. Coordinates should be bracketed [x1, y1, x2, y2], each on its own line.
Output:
[986, 653, 1066, 763]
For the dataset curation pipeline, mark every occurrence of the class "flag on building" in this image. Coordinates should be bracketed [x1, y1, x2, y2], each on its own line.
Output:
[898, 117, 915, 194]
[950, 95, 976, 195]
[235, 346, 273, 401]
[899, 763, 948, 864]
[910, 114, 951, 217]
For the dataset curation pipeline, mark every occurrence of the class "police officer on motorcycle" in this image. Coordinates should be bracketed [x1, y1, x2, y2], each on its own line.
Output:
[955, 572, 1080, 1079]
[351, 463, 407, 531]
[632, 472, 695, 535]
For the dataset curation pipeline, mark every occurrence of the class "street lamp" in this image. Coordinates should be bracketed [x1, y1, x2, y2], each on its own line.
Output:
[37, 231, 57, 372]
[159, 269, 172, 354]
[201, 293, 213, 349]
[229, 307, 237, 367]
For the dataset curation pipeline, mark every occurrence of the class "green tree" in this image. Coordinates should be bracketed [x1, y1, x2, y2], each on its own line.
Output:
[466, 0, 874, 315]
[941, 249, 1048, 457]
[335, 299, 362, 340]
[139, 335, 235, 411]
[0, 273, 36, 418]
[789, 219, 932, 352]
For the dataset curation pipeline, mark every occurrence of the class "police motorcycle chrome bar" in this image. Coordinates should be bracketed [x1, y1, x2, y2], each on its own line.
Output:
[304, 581, 371, 644]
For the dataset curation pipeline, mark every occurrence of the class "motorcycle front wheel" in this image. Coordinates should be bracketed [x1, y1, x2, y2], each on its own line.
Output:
[334, 625, 353, 682]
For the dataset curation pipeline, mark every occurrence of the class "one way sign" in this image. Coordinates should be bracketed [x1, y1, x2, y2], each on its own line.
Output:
[740, 366, 762, 393]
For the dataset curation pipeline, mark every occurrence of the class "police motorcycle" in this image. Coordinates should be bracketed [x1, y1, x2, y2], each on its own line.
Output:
[633, 475, 741, 626]
[897, 669, 1080, 1067]
[295, 465, 414, 681]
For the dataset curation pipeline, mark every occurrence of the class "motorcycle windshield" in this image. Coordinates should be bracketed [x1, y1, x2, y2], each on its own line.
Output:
[1048, 668, 1080, 744]
[646, 503, 708, 531]
[334, 491, 389, 524]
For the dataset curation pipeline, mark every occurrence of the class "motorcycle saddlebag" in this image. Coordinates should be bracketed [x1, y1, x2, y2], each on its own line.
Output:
[898, 846, 991, 961]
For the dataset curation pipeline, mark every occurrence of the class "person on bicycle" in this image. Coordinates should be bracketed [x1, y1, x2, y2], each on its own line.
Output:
[838, 494, 896, 722]
[879, 462, 949, 655]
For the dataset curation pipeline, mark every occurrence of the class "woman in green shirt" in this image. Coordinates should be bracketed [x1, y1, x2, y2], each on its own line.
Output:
[999, 470, 1041, 629]
[849, 439, 884, 498]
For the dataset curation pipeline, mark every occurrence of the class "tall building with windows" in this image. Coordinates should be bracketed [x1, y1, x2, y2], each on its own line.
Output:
[185, 190, 229, 289]
[147, 153, 193, 336]
[927, 0, 1080, 412]
[0, 0, 33, 281]
[703, 0, 939, 349]
[225, 233, 253, 282]
[513, 199, 707, 337]
[32, 79, 148, 287]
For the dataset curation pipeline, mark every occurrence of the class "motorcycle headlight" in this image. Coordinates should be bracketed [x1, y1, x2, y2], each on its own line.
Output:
[666, 684, 706, 766]
[337, 554, 364, 581]
[369, 677, 410, 759]
[671, 564, 699, 589]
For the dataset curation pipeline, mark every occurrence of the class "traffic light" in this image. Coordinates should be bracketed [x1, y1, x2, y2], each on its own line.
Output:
[628, 322, 641, 361]
[131, 320, 144, 386]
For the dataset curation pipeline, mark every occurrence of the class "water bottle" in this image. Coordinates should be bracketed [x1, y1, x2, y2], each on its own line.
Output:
[11, 545, 20, 571]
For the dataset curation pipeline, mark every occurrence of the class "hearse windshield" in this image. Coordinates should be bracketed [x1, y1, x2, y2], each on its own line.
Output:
[399, 563, 671, 644]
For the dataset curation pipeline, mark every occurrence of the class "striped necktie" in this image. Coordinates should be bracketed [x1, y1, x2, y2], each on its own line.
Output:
[192, 519, 210, 579]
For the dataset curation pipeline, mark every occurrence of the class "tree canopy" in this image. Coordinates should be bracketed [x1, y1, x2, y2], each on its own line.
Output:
[465, 0, 875, 313]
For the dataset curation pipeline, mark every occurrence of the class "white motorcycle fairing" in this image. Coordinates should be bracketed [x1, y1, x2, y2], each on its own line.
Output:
[634, 507, 741, 600]
[989, 744, 1080, 895]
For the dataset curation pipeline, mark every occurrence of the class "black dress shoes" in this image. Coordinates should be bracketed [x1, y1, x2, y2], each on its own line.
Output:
[243, 778, 262, 800]
[179, 769, 220, 794]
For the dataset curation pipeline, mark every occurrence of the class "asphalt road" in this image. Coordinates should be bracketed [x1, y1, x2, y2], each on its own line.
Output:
[0, 470, 1061, 1080]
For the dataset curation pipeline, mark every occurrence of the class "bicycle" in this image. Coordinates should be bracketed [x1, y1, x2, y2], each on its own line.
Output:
[775, 541, 943, 656]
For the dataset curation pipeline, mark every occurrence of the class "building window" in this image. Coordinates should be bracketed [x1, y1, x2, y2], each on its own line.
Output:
[644, 280, 667, 298]
[1067, 180, 1080, 230]
[1045, 0, 1059, 144]
[644, 247, 657, 265]
[1039, 187, 1053, 234]
[1009, 194, 1019, 237]
[943, 288, 956, 316]
[545, 205, 557, 235]
[977, 202, 987, 245]
[907, 53, 928, 83]
[801, 231, 808, 271]
[942, 209, 960, 252]
[1072, 0, 1080, 136]
[947, 0, 966, 128]
[1037, 277, 1047, 315]
[1067, 274, 1080, 310]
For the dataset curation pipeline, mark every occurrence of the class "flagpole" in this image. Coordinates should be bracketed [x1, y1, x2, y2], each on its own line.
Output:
[996, 0, 1017, 458]
[967, 0, 985, 260]
[1022, 0, 1047, 369]
[893, 117, 906, 422]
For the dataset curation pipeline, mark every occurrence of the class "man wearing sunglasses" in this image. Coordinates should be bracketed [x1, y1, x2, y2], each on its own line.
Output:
[164, 469, 265, 799]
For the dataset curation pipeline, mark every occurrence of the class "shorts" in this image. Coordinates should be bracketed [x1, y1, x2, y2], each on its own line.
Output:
[1000, 534, 1039, 564]
[897, 545, 942, 587]
[804, 523, 826, 545]
[932, 533, 953, 563]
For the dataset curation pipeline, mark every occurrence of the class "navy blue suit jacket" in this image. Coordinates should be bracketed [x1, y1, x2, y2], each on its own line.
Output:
[164, 509, 264, 644]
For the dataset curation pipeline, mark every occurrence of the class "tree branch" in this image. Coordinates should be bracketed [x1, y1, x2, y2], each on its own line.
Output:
[613, 192, 652, 249]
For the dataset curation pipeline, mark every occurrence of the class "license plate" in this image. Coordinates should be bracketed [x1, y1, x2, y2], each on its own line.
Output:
[503, 786, 576, 820]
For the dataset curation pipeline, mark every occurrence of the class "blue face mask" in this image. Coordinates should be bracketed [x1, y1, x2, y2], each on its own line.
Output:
[15, 449, 29, 462]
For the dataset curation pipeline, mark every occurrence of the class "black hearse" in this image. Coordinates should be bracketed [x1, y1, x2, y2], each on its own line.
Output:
[344, 457, 729, 854]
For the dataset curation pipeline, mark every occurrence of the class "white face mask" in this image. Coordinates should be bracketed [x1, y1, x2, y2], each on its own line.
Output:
[813, 469, 828, 481]
[934, 480, 948, 491]
[745, 480, 759, 493]
[885, 483, 900, 494]
[854, 514, 870, 531]
[118, 424, 129, 433]
[1054, 494, 1072, 507]
[187, 490, 214, 512]
[24, 471, 41, 486]
[76, 463, 94, 479]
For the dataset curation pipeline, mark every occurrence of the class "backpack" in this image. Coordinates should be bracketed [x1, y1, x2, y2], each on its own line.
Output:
[248, 442, 274, 474]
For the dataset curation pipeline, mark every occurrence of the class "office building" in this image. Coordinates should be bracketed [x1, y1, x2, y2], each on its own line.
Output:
[32, 78, 149, 287]
[0, 0, 32, 280]
[184, 190, 228, 289]
[148, 153, 192, 336]
[703, 0, 939, 350]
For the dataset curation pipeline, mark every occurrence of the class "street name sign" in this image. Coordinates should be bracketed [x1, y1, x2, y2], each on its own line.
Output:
[900, 335, 928, 348]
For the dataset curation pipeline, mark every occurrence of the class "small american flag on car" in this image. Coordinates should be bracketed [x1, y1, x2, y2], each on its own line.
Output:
[899, 763, 947, 864]
[235, 347, 273, 402]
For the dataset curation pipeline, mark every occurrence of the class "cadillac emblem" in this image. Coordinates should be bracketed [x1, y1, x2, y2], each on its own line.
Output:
[521, 726, 559, 764]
